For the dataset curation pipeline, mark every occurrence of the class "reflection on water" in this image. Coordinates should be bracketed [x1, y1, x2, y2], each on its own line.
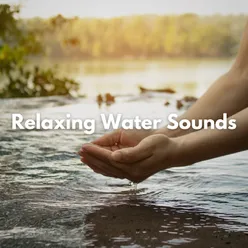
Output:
[0, 95, 248, 247]
[84, 201, 247, 248]
[37, 59, 234, 97]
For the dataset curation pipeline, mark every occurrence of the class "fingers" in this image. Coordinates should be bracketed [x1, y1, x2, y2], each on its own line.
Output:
[111, 137, 154, 163]
[80, 145, 141, 180]
[78, 149, 84, 156]
[92, 129, 121, 146]
[82, 153, 126, 179]
[79, 135, 162, 182]
[82, 143, 112, 163]
[80, 145, 156, 183]
[81, 157, 109, 176]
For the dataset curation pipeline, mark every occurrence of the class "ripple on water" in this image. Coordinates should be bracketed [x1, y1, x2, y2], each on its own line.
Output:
[0, 96, 248, 247]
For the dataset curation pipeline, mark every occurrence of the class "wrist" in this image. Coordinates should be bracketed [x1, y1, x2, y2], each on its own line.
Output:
[153, 127, 185, 138]
[166, 136, 188, 168]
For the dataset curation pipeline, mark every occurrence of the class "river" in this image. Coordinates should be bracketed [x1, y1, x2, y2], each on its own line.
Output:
[0, 59, 247, 247]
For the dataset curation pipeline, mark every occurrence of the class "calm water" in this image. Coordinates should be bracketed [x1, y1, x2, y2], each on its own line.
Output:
[40, 58, 234, 97]
[0, 60, 248, 247]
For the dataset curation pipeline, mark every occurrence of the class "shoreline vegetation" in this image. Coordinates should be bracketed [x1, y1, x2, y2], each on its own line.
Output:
[0, 4, 247, 98]
[26, 13, 247, 59]
[0, 4, 80, 98]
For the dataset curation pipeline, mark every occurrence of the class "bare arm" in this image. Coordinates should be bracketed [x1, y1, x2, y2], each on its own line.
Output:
[172, 107, 248, 166]
[233, 21, 248, 71]
[81, 107, 248, 183]
[157, 21, 248, 138]
[80, 21, 248, 182]
[94, 107, 248, 182]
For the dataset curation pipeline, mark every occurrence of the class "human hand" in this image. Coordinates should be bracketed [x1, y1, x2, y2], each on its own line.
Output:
[79, 134, 180, 183]
[79, 128, 154, 178]
[91, 128, 154, 151]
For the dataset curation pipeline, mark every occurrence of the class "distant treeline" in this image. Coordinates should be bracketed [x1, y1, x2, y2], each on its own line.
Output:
[23, 14, 248, 59]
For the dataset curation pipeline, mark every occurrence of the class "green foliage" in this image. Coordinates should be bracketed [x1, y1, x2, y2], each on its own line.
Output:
[0, 44, 25, 73]
[0, 4, 19, 41]
[0, 4, 80, 98]
[0, 66, 79, 98]
[29, 14, 247, 59]
[0, 4, 246, 98]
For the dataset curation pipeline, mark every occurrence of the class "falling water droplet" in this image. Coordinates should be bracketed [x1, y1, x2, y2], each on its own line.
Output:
[129, 181, 138, 193]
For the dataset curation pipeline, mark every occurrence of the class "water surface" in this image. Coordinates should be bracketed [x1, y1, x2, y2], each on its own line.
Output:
[1, 59, 248, 247]
[38, 58, 234, 97]
[0, 95, 248, 247]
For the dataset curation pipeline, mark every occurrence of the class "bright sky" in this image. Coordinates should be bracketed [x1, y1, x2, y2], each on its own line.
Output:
[1, 0, 248, 18]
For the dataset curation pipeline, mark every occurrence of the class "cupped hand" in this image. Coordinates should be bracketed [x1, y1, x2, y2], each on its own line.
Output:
[91, 128, 154, 151]
[79, 134, 179, 183]
[79, 128, 153, 177]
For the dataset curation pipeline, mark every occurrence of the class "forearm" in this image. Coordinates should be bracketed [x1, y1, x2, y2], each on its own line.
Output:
[156, 21, 248, 138]
[161, 69, 248, 137]
[171, 107, 248, 167]
[233, 21, 248, 72]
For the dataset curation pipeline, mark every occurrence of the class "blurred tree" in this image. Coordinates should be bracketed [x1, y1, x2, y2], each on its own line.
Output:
[36, 14, 246, 59]
[26, 13, 244, 59]
[1, 4, 247, 63]
[0, 4, 79, 98]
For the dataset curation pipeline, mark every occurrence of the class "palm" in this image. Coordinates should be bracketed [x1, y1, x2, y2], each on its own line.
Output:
[93, 129, 153, 151]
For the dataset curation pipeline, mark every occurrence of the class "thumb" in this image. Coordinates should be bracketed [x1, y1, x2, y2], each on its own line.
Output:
[111, 138, 153, 163]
